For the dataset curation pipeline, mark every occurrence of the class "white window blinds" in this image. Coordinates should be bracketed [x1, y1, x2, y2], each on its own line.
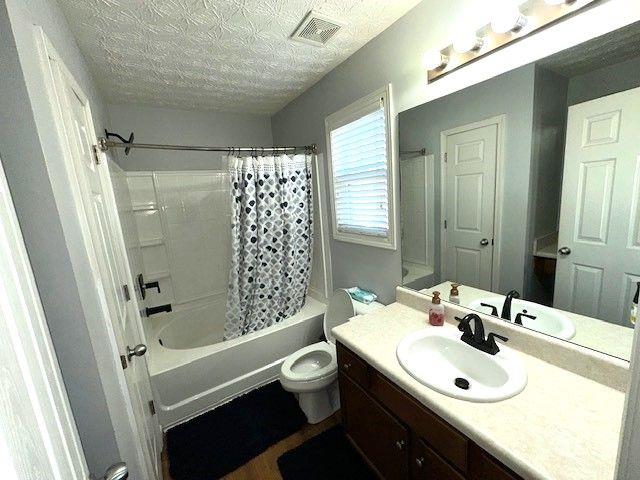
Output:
[329, 101, 389, 238]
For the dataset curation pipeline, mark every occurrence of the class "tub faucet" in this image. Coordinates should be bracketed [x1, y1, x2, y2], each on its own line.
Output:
[146, 303, 172, 317]
[500, 290, 520, 320]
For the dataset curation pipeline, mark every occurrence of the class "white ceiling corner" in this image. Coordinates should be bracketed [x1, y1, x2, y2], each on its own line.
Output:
[57, 0, 423, 115]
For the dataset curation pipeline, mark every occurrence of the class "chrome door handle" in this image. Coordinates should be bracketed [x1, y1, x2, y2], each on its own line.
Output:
[558, 247, 571, 256]
[103, 462, 128, 480]
[480, 238, 489, 246]
[126, 344, 147, 361]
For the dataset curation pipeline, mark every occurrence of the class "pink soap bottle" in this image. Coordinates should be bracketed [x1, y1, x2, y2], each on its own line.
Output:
[429, 291, 445, 326]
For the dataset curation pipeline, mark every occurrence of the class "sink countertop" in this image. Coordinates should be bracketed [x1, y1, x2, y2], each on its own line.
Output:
[425, 281, 634, 360]
[332, 302, 625, 480]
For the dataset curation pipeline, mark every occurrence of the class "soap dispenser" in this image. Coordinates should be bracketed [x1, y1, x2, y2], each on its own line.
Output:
[429, 291, 445, 326]
[449, 283, 460, 305]
[632, 282, 639, 325]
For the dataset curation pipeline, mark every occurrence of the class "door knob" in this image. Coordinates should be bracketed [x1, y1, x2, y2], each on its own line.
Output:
[480, 238, 489, 246]
[102, 462, 128, 480]
[558, 247, 571, 256]
[126, 344, 147, 361]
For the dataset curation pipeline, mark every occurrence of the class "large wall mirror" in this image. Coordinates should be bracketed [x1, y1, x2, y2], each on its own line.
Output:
[399, 21, 640, 361]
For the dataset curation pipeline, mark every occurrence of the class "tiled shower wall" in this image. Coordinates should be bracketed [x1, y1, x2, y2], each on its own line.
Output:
[126, 168, 329, 320]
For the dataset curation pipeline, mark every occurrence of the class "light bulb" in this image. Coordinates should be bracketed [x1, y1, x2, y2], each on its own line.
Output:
[452, 33, 484, 54]
[491, 5, 527, 34]
[423, 50, 449, 70]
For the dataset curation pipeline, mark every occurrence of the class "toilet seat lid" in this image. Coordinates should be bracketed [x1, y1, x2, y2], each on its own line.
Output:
[324, 289, 355, 344]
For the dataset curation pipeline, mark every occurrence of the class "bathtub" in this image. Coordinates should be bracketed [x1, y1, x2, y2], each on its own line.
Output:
[145, 295, 326, 429]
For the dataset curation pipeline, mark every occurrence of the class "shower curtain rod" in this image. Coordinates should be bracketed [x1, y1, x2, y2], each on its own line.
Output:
[97, 138, 317, 154]
[400, 148, 426, 156]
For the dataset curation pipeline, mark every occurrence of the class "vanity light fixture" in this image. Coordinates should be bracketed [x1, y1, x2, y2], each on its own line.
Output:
[425, 0, 598, 82]
[491, 5, 528, 34]
[452, 33, 484, 54]
[423, 50, 449, 70]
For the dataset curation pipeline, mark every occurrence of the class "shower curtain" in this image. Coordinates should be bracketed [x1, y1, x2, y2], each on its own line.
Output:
[224, 154, 314, 340]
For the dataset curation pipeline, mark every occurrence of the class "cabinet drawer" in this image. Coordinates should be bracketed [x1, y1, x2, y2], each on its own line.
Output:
[341, 374, 409, 479]
[470, 444, 522, 480]
[337, 343, 369, 388]
[412, 437, 464, 480]
[369, 371, 468, 472]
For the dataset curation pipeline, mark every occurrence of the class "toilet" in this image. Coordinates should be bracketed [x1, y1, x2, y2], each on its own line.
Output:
[279, 289, 383, 424]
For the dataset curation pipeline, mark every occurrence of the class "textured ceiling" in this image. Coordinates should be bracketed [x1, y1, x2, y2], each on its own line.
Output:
[57, 0, 423, 114]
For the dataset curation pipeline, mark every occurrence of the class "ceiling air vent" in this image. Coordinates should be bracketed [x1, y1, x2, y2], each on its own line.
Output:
[291, 10, 345, 46]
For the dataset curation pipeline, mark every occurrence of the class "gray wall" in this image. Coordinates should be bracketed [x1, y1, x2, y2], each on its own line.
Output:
[526, 66, 569, 304]
[271, 0, 478, 304]
[568, 56, 640, 105]
[399, 65, 537, 294]
[108, 104, 273, 171]
[1, 0, 120, 476]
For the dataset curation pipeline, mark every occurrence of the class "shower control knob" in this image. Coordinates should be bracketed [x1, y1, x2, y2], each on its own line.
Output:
[558, 246, 571, 256]
[126, 344, 147, 361]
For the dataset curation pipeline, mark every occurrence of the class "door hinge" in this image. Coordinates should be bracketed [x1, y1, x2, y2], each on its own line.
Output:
[148, 400, 156, 416]
[122, 284, 131, 302]
[492, 238, 495, 246]
[444, 152, 448, 163]
[92, 145, 102, 165]
[120, 355, 128, 370]
[444, 220, 447, 229]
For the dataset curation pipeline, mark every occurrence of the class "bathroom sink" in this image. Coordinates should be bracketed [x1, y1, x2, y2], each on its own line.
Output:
[396, 329, 527, 402]
[468, 297, 576, 340]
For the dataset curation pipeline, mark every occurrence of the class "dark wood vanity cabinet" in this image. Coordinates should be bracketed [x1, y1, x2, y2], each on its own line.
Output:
[337, 342, 523, 480]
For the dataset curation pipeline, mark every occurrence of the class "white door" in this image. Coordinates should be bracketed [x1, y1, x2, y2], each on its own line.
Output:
[0, 157, 88, 479]
[45, 47, 160, 477]
[555, 87, 640, 325]
[443, 123, 498, 290]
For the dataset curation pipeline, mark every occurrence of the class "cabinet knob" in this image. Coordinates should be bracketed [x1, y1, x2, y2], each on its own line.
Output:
[343, 362, 351, 370]
[415, 456, 425, 468]
[395, 439, 405, 450]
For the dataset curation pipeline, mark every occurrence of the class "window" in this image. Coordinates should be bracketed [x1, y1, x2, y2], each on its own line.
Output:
[325, 85, 397, 249]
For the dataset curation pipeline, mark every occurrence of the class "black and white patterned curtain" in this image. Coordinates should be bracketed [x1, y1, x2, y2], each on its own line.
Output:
[224, 154, 314, 340]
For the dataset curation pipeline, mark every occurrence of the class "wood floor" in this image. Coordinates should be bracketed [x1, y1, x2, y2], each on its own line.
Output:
[162, 413, 340, 480]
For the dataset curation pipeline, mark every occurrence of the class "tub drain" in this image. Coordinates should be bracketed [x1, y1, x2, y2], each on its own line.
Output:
[454, 377, 470, 390]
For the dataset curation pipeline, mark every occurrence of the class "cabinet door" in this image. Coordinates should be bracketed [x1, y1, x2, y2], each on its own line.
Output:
[341, 374, 409, 479]
[469, 444, 522, 480]
[412, 437, 464, 480]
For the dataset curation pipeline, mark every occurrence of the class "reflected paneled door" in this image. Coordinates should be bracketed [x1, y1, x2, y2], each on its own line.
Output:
[555, 87, 640, 326]
[443, 124, 498, 290]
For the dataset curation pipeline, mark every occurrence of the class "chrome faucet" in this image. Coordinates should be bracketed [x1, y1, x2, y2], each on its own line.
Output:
[455, 314, 509, 355]
[500, 290, 521, 320]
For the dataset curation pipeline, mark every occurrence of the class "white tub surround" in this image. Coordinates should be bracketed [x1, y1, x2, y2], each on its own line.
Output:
[425, 281, 635, 360]
[146, 296, 325, 429]
[331, 288, 628, 480]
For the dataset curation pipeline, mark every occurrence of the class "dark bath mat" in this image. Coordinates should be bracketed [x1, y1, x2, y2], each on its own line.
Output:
[167, 381, 306, 479]
[278, 425, 376, 480]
